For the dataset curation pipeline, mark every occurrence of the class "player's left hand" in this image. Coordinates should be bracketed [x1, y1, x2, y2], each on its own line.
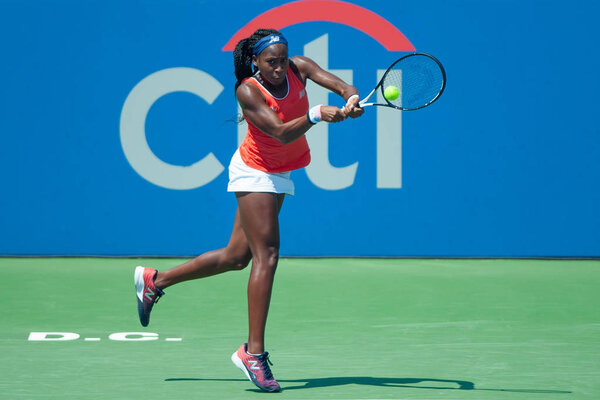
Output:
[320, 105, 347, 123]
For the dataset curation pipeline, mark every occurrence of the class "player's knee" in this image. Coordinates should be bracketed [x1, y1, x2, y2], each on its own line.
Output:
[223, 249, 252, 271]
[232, 256, 251, 271]
[257, 245, 279, 271]
[268, 246, 279, 263]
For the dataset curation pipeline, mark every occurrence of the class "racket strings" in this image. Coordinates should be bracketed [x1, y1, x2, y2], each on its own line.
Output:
[383, 56, 445, 110]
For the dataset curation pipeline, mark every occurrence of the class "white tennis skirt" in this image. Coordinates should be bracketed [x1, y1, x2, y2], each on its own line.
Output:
[227, 149, 295, 195]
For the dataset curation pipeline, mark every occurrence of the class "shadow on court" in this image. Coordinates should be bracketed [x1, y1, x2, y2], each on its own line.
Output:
[165, 376, 572, 394]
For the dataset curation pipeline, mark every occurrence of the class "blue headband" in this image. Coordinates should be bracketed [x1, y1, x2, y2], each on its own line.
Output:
[252, 34, 288, 56]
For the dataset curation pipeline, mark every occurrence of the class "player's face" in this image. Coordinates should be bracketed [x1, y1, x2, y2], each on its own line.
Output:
[253, 44, 289, 86]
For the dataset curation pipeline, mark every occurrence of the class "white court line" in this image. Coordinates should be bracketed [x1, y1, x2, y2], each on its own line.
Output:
[84, 338, 101, 341]
[165, 338, 182, 341]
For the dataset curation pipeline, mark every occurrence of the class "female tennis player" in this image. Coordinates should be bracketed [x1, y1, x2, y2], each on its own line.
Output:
[134, 28, 362, 392]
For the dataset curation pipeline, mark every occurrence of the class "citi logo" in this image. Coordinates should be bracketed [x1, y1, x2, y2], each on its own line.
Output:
[120, 0, 415, 191]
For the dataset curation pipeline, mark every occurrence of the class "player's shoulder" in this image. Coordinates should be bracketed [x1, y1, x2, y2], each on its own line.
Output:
[290, 55, 321, 82]
[236, 79, 265, 107]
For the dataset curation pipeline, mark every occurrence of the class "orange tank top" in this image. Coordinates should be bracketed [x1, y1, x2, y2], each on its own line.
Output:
[239, 68, 311, 173]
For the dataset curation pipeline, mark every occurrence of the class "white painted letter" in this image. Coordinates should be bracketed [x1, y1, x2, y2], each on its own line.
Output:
[108, 332, 159, 341]
[28, 332, 80, 341]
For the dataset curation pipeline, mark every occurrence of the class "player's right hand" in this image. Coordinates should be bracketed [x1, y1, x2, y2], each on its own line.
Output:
[342, 96, 364, 119]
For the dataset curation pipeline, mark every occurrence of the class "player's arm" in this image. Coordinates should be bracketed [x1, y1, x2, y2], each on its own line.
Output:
[291, 55, 364, 118]
[236, 81, 346, 144]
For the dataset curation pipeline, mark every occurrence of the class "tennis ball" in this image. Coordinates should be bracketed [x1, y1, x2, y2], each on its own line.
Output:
[384, 85, 399, 101]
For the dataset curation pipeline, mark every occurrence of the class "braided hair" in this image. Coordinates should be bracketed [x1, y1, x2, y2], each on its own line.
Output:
[233, 28, 284, 92]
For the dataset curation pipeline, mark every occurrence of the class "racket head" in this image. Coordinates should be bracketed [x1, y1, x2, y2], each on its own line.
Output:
[379, 53, 446, 111]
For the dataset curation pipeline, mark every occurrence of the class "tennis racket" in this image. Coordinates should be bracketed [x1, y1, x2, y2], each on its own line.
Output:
[357, 53, 446, 111]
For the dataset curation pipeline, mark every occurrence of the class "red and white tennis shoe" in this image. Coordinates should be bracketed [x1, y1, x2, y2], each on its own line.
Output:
[134, 266, 164, 327]
[231, 343, 281, 392]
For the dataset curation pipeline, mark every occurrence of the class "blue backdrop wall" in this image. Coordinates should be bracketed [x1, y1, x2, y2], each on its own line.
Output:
[1, 0, 599, 257]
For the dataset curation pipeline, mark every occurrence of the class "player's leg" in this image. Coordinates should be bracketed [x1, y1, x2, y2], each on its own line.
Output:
[135, 207, 251, 327]
[153, 207, 252, 289]
[231, 191, 284, 393]
[237, 192, 285, 354]
[135, 196, 285, 327]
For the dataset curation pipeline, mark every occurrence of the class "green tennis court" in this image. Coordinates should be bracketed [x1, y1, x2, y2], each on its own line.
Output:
[2, 257, 599, 399]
